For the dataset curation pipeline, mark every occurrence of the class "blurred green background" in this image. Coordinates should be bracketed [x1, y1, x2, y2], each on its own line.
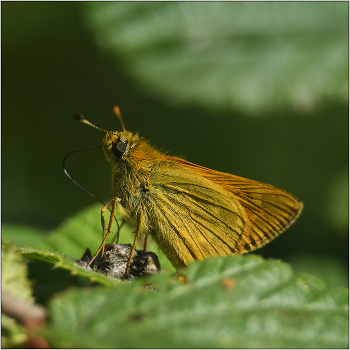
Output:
[2, 2, 348, 286]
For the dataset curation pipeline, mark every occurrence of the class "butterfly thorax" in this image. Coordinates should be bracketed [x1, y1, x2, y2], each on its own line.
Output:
[102, 130, 167, 225]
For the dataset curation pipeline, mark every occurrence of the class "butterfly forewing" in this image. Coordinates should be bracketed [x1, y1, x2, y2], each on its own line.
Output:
[167, 157, 303, 255]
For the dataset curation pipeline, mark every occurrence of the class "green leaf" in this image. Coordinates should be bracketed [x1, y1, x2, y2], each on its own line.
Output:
[45, 255, 348, 348]
[83, 2, 348, 114]
[1, 239, 33, 348]
[1, 314, 27, 348]
[2, 239, 34, 303]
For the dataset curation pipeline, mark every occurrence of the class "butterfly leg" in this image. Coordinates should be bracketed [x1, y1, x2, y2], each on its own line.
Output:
[124, 210, 143, 276]
[143, 235, 148, 251]
[88, 197, 118, 266]
[111, 217, 126, 244]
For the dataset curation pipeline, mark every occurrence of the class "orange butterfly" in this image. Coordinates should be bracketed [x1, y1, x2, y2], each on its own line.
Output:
[77, 107, 303, 273]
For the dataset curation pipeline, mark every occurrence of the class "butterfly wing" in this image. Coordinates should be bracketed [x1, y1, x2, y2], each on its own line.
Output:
[170, 158, 304, 254]
[148, 161, 248, 268]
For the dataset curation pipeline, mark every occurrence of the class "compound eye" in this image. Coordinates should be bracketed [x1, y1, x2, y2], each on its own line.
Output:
[112, 140, 127, 159]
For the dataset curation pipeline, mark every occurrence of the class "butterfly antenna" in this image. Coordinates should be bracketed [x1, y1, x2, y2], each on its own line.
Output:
[74, 114, 112, 134]
[113, 106, 126, 132]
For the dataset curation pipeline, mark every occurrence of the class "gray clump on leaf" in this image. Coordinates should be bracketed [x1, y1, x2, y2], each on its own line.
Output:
[77, 243, 161, 280]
